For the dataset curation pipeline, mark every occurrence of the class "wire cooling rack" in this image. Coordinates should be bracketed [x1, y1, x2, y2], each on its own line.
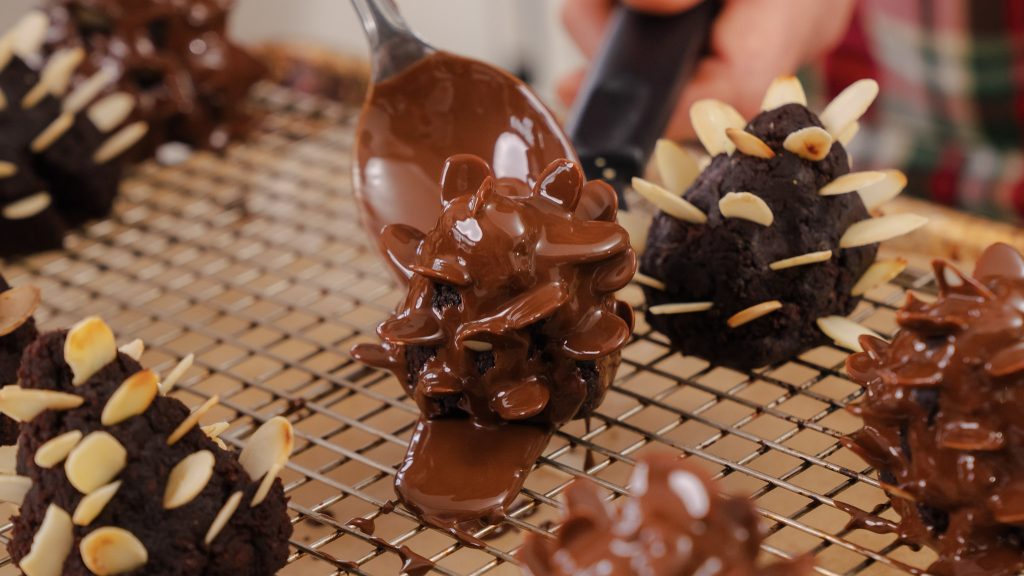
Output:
[0, 83, 949, 575]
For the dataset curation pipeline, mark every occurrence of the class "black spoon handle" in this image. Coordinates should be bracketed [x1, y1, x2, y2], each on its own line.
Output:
[566, 0, 718, 201]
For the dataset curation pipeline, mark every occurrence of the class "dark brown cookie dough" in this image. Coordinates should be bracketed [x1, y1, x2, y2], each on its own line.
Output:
[0, 275, 40, 446]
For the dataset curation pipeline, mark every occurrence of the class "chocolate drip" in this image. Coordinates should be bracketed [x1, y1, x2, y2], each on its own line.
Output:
[845, 243, 1024, 576]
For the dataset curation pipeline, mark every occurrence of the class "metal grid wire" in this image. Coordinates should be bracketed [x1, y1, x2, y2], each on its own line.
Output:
[0, 83, 946, 575]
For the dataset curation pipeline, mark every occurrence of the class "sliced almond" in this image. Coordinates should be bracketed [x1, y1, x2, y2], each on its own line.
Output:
[167, 395, 219, 446]
[238, 416, 294, 481]
[727, 301, 783, 328]
[205, 491, 244, 545]
[463, 340, 493, 352]
[65, 431, 126, 494]
[102, 369, 159, 426]
[719, 192, 774, 226]
[0, 445, 16, 474]
[725, 128, 774, 159]
[0, 91, 6, 111]
[64, 66, 119, 114]
[163, 450, 215, 509]
[618, 210, 649, 253]
[94, 121, 148, 164]
[0, 385, 84, 422]
[836, 121, 860, 146]
[632, 177, 707, 224]
[158, 353, 193, 395]
[65, 316, 118, 386]
[839, 214, 929, 249]
[633, 272, 666, 291]
[22, 48, 85, 108]
[690, 99, 745, 156]
[35, 430, 83, 468]
[10, 12, 49, 61]
[80, 527, 148, 575]
[118, 339, 144, 362]
[251, 462, 282, 507]
[0, 284, 41, 338]
[3, 192, 52, 221]
[851, 259, 908, 296]
[817, 316, 882, 352]
[648, 302, 713, 315]
[0, 161, 17, 178]
[202, 421, 230, 439]
[769, 250, 833, 271]
[19, 504, 73, 576]
[0, 474, 32, 504]
[857, 169, 907, 210]
[760, 76, 807, 111]
[87, 92, 135, 133]
[73, 481, 121, 526]
[29, 113, 74, 152]
[654, 139, 700, 194]
[819, 171, 886, 196]
[783, 126, 833, 161]
[820, 79, 879, 136]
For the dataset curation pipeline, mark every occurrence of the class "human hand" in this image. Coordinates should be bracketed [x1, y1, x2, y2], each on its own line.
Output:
[560, 0, 858, 141]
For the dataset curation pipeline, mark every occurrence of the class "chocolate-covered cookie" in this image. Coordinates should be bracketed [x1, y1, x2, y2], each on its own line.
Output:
[519, 453, 814, 575]
[636, 77, 925, 370]
[1, 317, 293, 575]
[0, 275, 40, 445]
[844, 243, 1024, 576]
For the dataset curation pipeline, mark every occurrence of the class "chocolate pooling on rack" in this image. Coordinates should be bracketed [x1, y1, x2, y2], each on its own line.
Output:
[634, 76, 924, 370]
[352, 155, 635, 531]
[3, 317, 292, 576]
[0, 275, 40, 446]
[844, 243, 1024, 576]
[518, 453, 814, 575]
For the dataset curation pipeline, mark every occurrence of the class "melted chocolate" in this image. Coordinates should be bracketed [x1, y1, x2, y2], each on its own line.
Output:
[354, 51, 576, 267]
[519, 454, 814, 575]
[351, 156, 634, 531]
[845, 243, 1024, 576]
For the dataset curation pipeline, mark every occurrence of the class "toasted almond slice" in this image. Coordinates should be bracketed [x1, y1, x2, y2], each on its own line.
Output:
[0, 474, 32, 504]
[690, 99, 745, 156]
[205, 491, 244, 544]
[633, 272, 666, 291]
[250, 462, 282, 507]
[64, 66, 119, 113]
[159, 353, 194, 395]
[783, 126, 833, 161]
[819, 171, 886, 196]
[35, 430, 83, 468]
[852, 259, 908, 296]
[9, 12, 49, 60]
[463, 340, 493, 352]
[167, 395, 219, 446]
[857, 169, 907, 210]
[3, 192, 52, 221]
[164, 450, 215, 509]
[648, 302, 713, 315]
[840, 214, 929, 249]
[0, 284, 41, 338]
[727, 301, 783, 328]
[760, 76, 807, 111]
[19, 504, 73, 576]
[719, 192, 774, 226]
[654, 139, 700, 194]
[0, 445, 16, 474]
[118, 339, 144, 361]
[94, 121, 148, 164]
[0, 91, 6, 111]
[0, 161, 16, 178]
[769, 250, 833, 271]
[65, 317, 118, 386]
[72, 481, 120, 526]
[202, 421, 230, 439]
[836, 121, 860, 146]
[211, 436, 228, 451]
[239, 416, 294, 481]
[0, 385, 84, 422]
[29, 113, 74, 152]
[66, 431, 126, 494]
[618, 210, 649, 253]
[22, 48, 85, 108]
[632, 177, 707, 224]
[820, 79, 879, 136]
[725, 128, 774, 159]
[102, 369, 159, 426]
[88, 92, 134, 133]
[817, 316, 882, 352]
[80, 526, 148, 575]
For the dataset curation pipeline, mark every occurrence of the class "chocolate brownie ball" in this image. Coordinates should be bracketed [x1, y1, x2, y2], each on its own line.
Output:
[637, 77, 925, 370]
[3, 318, 292, 575]
[844, 243, 1024, 576]
[0, 274, 40, 445]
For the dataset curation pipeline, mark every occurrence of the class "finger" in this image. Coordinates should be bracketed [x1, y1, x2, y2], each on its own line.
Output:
[664, 57, 742, 141]
[623, 0, 704, 15]
[557, 68, 588, 107]
[561, 0, 615, 58]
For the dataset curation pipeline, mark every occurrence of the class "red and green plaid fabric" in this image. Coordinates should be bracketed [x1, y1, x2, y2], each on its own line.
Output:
[823, 0, 1024, 224]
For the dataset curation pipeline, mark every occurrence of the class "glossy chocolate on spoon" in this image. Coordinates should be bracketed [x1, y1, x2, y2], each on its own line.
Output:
[354, 51, 576, 268]
[351, 155, 635, 531]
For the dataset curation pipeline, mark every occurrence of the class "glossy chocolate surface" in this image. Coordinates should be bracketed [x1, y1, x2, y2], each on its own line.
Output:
[845, 243, 1024, 576]
[519, 454, 814, 575]
[354, 51, 576, 264]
